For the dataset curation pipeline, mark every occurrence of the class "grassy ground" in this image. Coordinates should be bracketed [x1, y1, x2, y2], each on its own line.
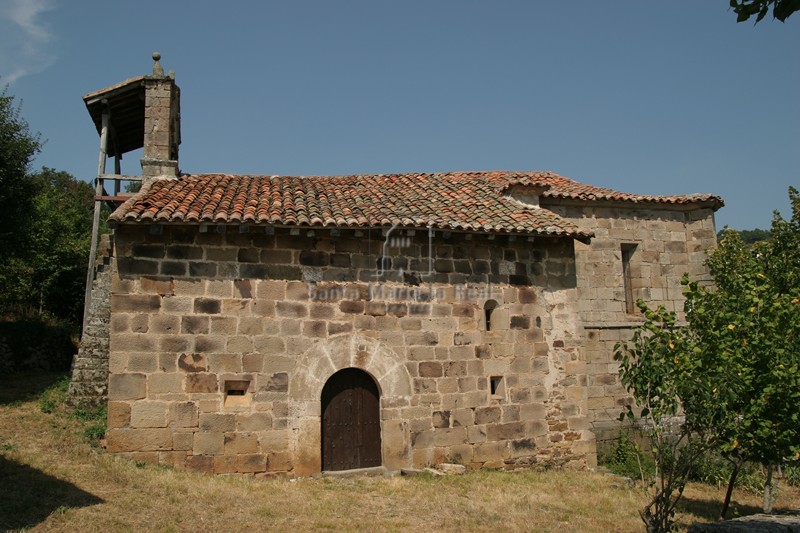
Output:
[1, 373, 797, 532]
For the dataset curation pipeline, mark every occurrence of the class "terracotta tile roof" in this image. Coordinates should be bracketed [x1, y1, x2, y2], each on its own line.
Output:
[109, 171, 723, 239]
[525, 172, 724, 207]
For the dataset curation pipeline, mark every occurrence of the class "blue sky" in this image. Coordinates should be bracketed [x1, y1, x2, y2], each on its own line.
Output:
[1, 1, 797, 230]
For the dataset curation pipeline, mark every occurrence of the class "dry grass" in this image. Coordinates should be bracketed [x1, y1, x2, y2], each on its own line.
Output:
[1, 373, 797, 532]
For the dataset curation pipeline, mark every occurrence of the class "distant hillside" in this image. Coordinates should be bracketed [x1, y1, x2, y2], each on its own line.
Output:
[718, 228, 770, 245]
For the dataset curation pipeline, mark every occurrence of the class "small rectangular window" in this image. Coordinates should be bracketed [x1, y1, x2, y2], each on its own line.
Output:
[621, 243, 637, 314]
[484, 300, 498, 331]
[224, 380, 251, 408]
[489, 376, 505, 399]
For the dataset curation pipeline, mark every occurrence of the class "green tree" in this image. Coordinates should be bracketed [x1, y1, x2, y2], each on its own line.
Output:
[0, 88, 41, 264]
[688, 187, 800, 515]
[0, 88, 96, 328]
[730, 0, 799, 22]
[29, 168, 95, 323]
[0, 168, 95, 326]
[615, 303, 716, 533]
[615, 187, 800, 530]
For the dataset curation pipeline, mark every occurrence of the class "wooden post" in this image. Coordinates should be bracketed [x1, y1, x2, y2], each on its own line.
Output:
[114, 155, 121, 196]
[82, 105, 109, 334]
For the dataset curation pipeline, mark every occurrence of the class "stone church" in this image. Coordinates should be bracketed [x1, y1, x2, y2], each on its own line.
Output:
[71, 56, 722, 476]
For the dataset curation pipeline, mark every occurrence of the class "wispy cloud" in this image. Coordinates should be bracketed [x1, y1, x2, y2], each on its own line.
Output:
[0, 0, 57, 84]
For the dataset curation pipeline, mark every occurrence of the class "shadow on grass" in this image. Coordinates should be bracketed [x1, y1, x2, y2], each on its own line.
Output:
[678, 495, 764, 524]
[0, 371, 67, 406]
[0, 455, 103, 531]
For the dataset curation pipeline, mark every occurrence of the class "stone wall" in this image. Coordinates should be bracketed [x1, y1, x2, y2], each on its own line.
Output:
[69, 234, 114, 406]
[106, 225, 595, 475]
[544, 200, 718, 446]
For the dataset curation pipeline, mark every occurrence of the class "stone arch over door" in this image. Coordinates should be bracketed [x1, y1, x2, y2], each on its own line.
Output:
[289, 334, 412, 475]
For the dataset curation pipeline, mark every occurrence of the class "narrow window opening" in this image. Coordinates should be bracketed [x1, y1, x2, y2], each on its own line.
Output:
[489, 376, 505, 399]
[224, 380, 251, 408]
[621, 243, 638, 315]
[484, 300, 498, 331]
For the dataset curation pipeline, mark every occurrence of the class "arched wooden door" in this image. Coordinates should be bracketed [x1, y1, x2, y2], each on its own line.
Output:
[321, 368, 381, 471]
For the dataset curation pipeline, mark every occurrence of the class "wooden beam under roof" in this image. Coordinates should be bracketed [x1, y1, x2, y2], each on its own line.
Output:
[83, 76, 146, 157]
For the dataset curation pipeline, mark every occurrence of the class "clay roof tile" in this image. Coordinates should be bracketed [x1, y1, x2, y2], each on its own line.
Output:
[108, 171, 724, 240]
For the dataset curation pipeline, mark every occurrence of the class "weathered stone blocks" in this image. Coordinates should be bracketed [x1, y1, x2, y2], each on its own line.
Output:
[106, 225, 600, 475]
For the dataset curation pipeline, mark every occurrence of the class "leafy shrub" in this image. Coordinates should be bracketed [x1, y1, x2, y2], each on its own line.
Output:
[690, 452, 734, 488]
[600, 432, 656, 481]
[785, 464, 800, 487]
[689, 452, 771, 493]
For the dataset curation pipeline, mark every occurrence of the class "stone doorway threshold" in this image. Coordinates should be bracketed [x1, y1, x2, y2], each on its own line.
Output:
[319, 466, 396, 478]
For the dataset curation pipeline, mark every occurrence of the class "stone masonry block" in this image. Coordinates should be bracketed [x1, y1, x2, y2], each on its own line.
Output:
[111, 314, 130, 333]
[208, 316, 237, 336]
[108, 401, 131, 428]
[194, 298, 221, 314]
[184, 454, 214, 474]
[170, 402, 199, 427]
[236, 454, 268, 473]
[127, 353, 157, 373]
[474, 406, 501, 425]
[256, 280, 286, 300]
[195, 335, 226, 353]
[206, 280, 234, 298]
[162, 296, 193, 314]
[199, 413, 236, 432]
[173, 430, 194, 451]
[209, 353, 242, 373]
[242, 353, 265, 372]
[238, 317, 263, 335]
[113, 334, 157, 352]
[264, 372, 288, 392]
[178, 353, 208, 372]
[130, 401, 169, 428]
[237, 413, 273, 432]
[486, 421, 526, 441]
[418, 362, 443, 377]
[276, 301, 307, 318]
[159, 336, 191, 353]
[106, 428, 173, 452]
[224, 432, 259, 454]
[193, 431, 224, 455]
[213, 454, 239, 474]
[148, 315, 179, 335]
[109, 373, 146, 401]
[111, 294, 161, 313]
[339, 300, 364, 314]
[184, 373, 218, 393]
[181, 316, 209, 334]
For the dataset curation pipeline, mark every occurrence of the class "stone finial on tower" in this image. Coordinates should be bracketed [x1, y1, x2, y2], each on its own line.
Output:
[141, 52, 180, 178]
[152, 51, 164, 77]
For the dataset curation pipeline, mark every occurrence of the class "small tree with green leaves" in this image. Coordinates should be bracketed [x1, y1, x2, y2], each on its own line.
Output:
[685, 188, 800, 516]
[615, 187, 800, 529]
[614, 303, 716, 533]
